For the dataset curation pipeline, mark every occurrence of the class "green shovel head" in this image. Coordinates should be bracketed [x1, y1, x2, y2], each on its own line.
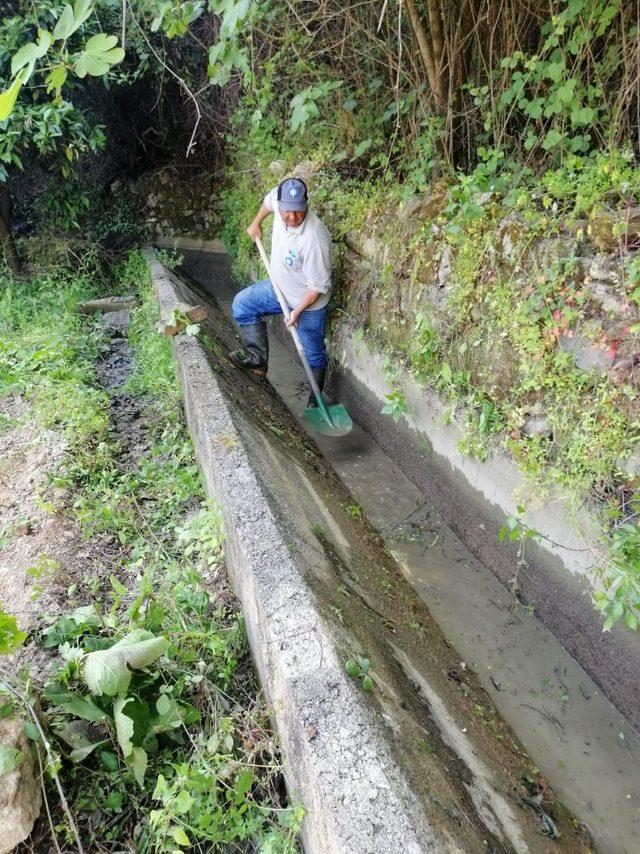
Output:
[305, 396, 353, 437]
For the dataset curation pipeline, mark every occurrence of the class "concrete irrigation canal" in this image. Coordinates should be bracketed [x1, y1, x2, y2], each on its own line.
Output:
[150, 244, 640, 854]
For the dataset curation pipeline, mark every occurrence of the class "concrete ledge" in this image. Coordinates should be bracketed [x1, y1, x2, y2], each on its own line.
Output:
[149, 257, 434, 853]
[155, 234, 226, 254]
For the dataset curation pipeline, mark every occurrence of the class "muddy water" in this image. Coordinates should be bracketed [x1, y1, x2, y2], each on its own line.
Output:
[181, 249, 640, 854]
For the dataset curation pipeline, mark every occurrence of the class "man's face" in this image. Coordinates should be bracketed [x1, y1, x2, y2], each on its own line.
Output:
[279, 208, 306, 228]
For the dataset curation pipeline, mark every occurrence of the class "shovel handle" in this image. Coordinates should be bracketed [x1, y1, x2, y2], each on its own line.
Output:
[254, 237, 324, 402]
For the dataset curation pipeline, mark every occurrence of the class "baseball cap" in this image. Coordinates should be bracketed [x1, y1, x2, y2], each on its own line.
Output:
[277, 177, 308, 212]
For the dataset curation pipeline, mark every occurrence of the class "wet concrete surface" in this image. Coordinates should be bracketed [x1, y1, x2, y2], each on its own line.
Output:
[330, 334, 640, 738]
[177, 248, 640, 853]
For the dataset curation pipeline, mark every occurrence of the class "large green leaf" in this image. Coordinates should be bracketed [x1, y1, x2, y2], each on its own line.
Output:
[542, 128, 564, 150]
[53, 0, 93, 41]
[0, 608, 26, 655]
[113, 697, 135, 755]
[0, 745, 22, 776]
[45, 685, 107, 722]
[129, 746, 148, 788]
[113, 698, 148, 785]
[56, 720, 108, 762]
[45, 64, 68, 94]
[74, 34, 125, 78]
[217, 0, 250, 36]
[116, 697, 151, 748]
[11, 30, 52, 81]
[53, 5, 75, 40]
[152, 693, 182, 732]
[83, 630, 168, 697]
[0, 77, 22, 122]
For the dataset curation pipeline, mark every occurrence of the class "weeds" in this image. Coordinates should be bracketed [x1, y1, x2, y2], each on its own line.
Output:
[381, 390, 408, 422]
[345, 657, 374, 692]
[0, 246, 300, 851]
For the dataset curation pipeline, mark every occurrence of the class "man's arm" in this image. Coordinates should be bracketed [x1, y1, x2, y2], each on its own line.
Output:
[247, 204, 271, 241]
[286, 288, 320, 326]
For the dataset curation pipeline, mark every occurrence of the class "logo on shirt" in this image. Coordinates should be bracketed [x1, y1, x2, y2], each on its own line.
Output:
[284, 249, 298, 268]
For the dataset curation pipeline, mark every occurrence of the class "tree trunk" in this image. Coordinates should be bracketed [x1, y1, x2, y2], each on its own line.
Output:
[0, 185, 21, 274]
[404, 0, 443, 110]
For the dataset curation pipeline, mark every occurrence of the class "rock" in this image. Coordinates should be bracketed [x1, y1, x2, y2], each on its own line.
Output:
[465, 335, 519, 399]
[589, 256, 623, 286]
[269, 160, 287, 175]
[397, 196, 429, 220]
[293, 160, 321, 180]
[617, 451, 640, 481]
[586, 256, 627, 314]
[416, 286, 452, 337]
[101, 310, 131, 337]
[345, 229, 388, 264]
[0, 717, 41, 852]
[588, 279, 627, 315]
[78, 295, 139, 315]
[559, 331, 615, 375]
[438, 245, 451, 289]
[609, 355, 639, 387]
[522, 414, 552, 439]
[588, 206, 640, 253]
[499, 223, 520, 264]
[529, 234, 578, 269]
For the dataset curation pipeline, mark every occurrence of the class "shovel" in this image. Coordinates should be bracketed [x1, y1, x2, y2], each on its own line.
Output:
[255, 237, 352, 437]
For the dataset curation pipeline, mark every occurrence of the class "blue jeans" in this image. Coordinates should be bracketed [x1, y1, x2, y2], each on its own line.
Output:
[232, 279, 328, 369]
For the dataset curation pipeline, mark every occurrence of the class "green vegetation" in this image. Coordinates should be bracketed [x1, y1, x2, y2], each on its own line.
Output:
[0, 244, 300, 850]
[345, 657, 374, 693]
[211, 2, 640, 632]
[1, 1, 639, 629]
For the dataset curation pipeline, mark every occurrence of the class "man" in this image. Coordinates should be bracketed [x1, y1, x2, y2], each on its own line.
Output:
[229, 177, 332, 406]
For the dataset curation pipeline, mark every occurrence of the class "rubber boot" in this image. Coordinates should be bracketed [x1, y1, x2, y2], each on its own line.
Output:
[306, 366, 326, 408]
[228, 322, 269, 377]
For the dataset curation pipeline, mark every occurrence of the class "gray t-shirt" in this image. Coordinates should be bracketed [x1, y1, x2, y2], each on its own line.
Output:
[263, 187, 332, 310]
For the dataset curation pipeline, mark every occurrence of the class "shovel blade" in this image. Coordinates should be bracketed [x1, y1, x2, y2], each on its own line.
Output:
[304, 402, 353, 437]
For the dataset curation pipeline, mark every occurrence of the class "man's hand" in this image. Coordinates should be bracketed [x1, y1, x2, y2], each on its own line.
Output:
[286, 289, 321, 327]
[246, 221, 263, 242]
[285, 308, 301, 327]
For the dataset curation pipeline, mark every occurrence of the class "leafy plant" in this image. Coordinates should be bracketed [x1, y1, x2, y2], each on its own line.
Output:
[0, 608, 26, 656]
[381, 389, 408, 422]
[594, 523, 640, 631]
[345, 656, 374, 692]
[290, 80, 343, 133]
[0, 243, 300, 849]
[0, 743, 23, 776]
[0, 1, 124, 121]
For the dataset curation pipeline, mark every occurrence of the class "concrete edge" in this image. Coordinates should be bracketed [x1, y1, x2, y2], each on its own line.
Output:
[155, 234, 226, 254]
[148, 255, 435, 854]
